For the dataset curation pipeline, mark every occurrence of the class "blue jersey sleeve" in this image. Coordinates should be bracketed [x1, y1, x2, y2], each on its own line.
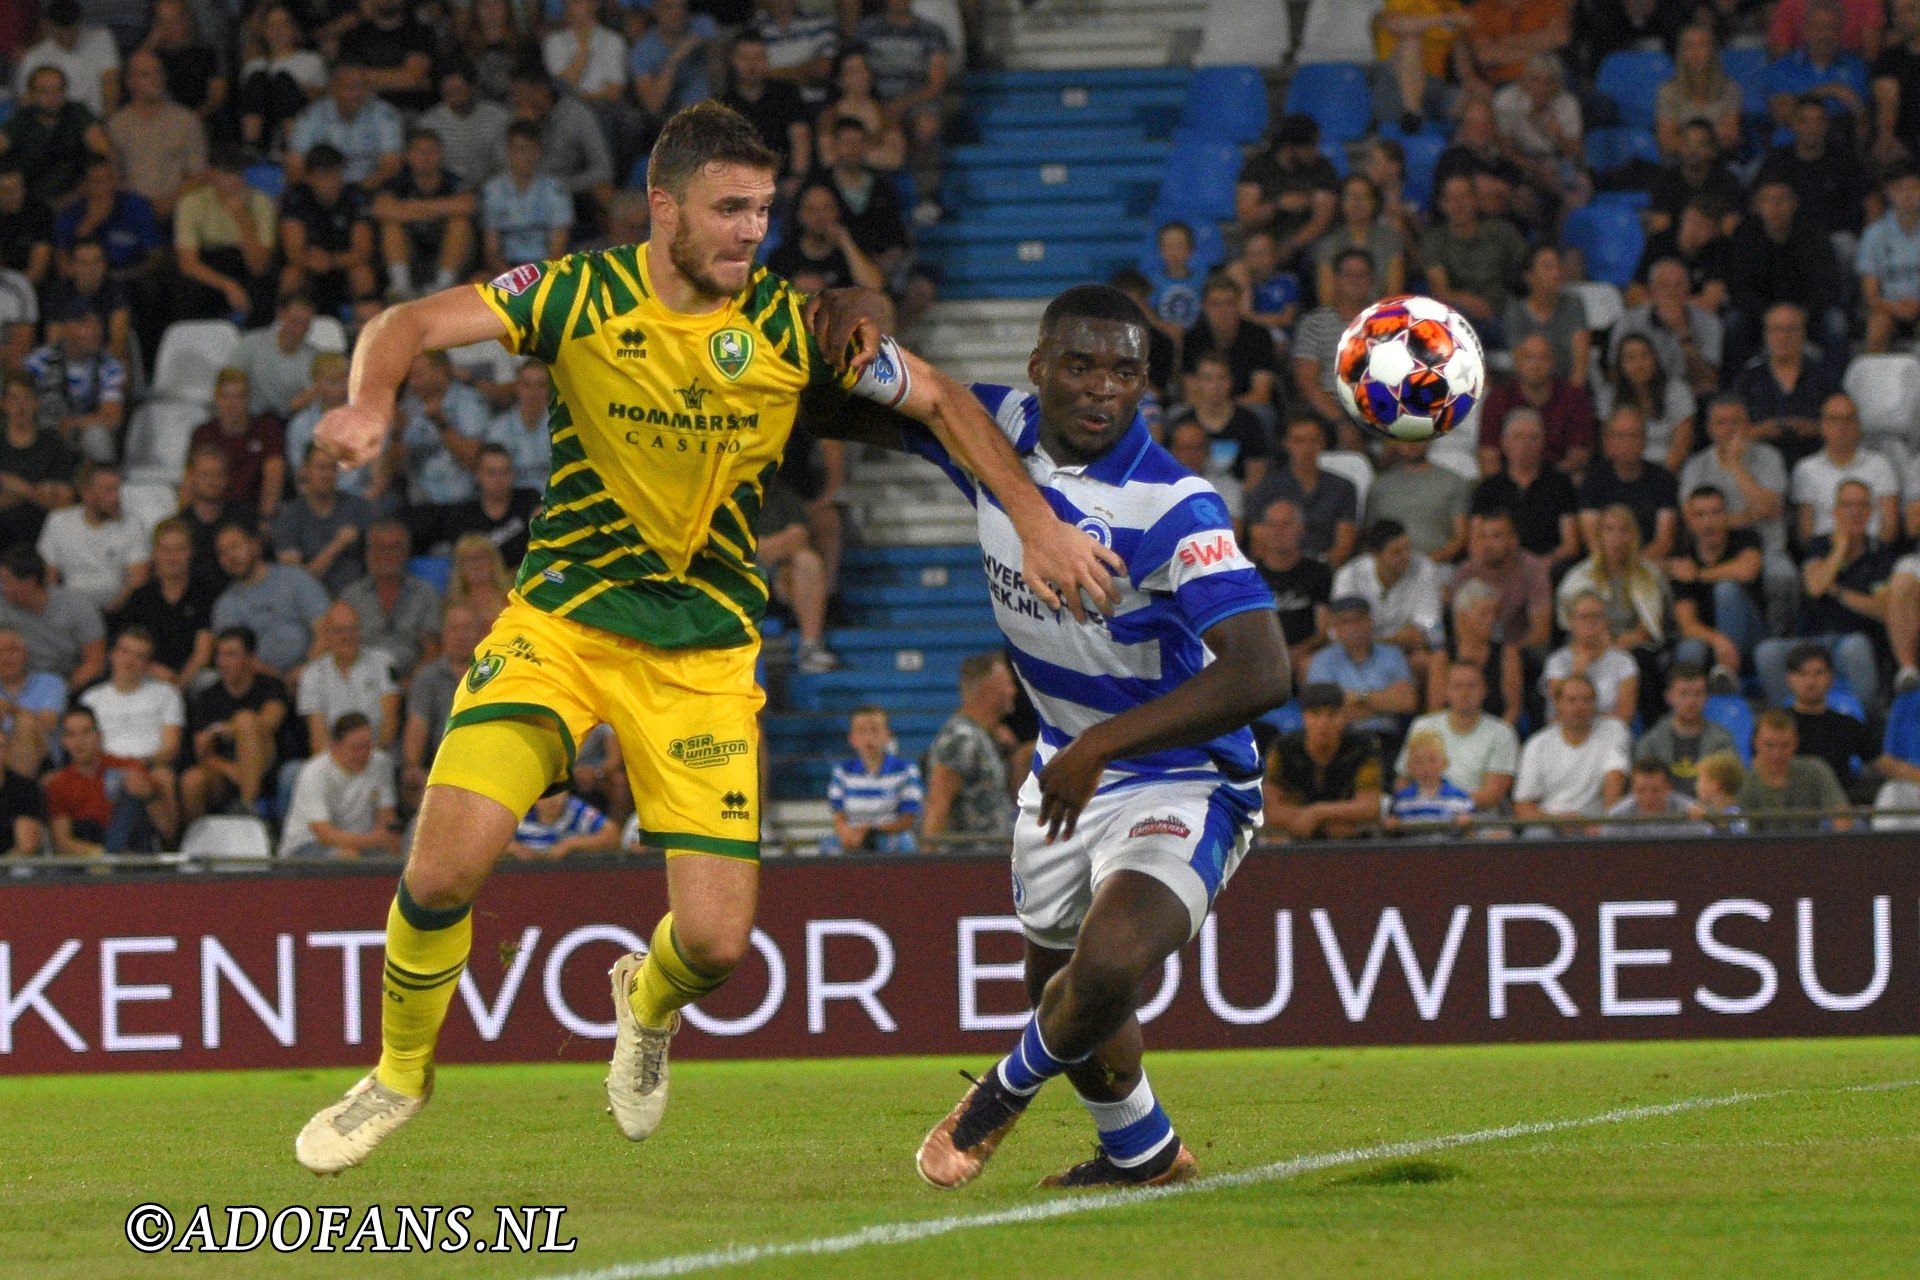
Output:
[898, 382, 1036, 506]
[1133, 488, 1275, 636]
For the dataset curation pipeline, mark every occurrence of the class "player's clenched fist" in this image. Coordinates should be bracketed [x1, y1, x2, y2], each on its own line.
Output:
[313, 403, 393, 469]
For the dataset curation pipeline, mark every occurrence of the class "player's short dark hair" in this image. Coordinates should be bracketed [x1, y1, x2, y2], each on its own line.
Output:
[1668, 661, 1707, 685]
[209, 142, 249, 173]
[1470, 503, 1517, 528]
[647, 101, 780, 200]
[1686, 484, 1727, 505]
[1038, 284, 1148, 341]
[306, 143, 346, 172]
[116, 624, 154, 650]
[849, 703, 889, 723]
[1201, 268, 1240, 299]
[1107, 266, 1151, 297]
[831, 115, 868, 137]
[1361, 519, 1406, 554]
[1191, 348, 1232, 374]
[0, 544, 46, 584]
[1632, 758, 1671, 779]
[332, 711, 373, 742]
[1156, 219, 1194, 245]
[405, 126, 444, 149]
[216, 625, 258, 654]
[1756, 707, 1797, 737]
[61, 704, 98, 729]
[215, 518, 261, 544]
[506, 119, 543, 147]
[1785, 642, 1832, 674]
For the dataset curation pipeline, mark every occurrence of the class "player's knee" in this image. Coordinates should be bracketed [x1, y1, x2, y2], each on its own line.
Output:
[674, 921, 751, 977]
[1063, 950, 1143, 1020]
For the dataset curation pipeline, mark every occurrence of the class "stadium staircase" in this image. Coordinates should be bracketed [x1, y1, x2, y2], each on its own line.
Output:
[763, 0, 1294, 850]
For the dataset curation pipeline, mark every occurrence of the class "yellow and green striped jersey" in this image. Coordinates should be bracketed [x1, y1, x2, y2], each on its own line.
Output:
[474, 245, 856, 650]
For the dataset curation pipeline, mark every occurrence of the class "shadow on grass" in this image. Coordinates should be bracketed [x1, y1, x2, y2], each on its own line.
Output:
[1330, 1158, 1465, 1187]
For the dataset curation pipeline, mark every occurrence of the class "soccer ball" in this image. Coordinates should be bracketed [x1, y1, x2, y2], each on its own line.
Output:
[1334, 295, 1485, 442]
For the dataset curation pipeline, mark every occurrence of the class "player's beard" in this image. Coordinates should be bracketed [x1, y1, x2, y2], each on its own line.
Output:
[668, 217, 743, 301]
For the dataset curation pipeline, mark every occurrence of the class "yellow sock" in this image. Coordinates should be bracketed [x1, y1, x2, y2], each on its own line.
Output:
[628, 913, 727, 1029]
[375, 881, 473, 1096]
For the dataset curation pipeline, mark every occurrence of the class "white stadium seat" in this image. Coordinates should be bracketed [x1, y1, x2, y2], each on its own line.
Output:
[122, 398, 212, 486]
[179, 815, 275, 861]
[1296, 0, 1382, 65]
[1195, 0, 1289, 68]
[1321, 449, 1375, 513]
[307, 315, 348, 353]
[1572, 281, 1624, 334]
[120, 481, 179, 534]
[148, 319, 241, 406]
[1843, 354, 1920, 440]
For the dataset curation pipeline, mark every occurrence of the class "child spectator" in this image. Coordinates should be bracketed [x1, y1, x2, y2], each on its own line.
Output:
[1143, 220, 1203, 336]
[508, 788, 619, 859]
[821, 704, 923, 855]
[1383, 728, 1476, 835]
[1224, 229, 1300, 336]
[1693, 750, 1749, 832]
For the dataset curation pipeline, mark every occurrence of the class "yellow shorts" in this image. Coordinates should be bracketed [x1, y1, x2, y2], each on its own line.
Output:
[430, 594, 765, 859]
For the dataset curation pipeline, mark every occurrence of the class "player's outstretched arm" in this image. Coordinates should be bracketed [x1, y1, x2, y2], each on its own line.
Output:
[882, 345, 1124, 623]
[1036, 608, 1291, 841]
[315, 286, 511, 468]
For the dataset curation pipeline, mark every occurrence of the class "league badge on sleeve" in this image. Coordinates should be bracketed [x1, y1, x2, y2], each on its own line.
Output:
[491, 263, 543, 296]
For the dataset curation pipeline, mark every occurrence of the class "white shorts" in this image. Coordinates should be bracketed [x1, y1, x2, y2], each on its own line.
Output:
[1011, 773, 1262, 950]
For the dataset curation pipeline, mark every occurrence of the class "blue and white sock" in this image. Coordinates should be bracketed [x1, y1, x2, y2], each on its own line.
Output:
[993, 1015, 1084, 1096]
[1078, 1073, 1176, 1168]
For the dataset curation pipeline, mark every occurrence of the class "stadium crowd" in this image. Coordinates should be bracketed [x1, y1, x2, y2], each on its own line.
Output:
[1, 0, 1918, 864]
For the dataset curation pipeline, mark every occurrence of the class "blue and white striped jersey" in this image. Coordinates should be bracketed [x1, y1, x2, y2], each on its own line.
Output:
[828, 752, 925, 824]
[905, 384, 1275, 794]
[515, 794, 608, 851]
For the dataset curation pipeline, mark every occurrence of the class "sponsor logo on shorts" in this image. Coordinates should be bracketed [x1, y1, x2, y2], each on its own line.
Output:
[491, 263, 542, 296]
[1010, 869, 1026, 909]
[466, 653, 504, 692]
[668, 734, 750, 769]
[710, 328, 754, 381]
[720, 789, 751, 820]
[1128, 815, 1191, 840]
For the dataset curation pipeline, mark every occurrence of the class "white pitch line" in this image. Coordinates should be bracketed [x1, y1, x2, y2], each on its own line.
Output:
[539, 1077, 1920, 1280]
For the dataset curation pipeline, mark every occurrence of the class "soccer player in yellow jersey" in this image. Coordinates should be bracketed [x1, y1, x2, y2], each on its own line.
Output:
[294, 102, 1122, 1174]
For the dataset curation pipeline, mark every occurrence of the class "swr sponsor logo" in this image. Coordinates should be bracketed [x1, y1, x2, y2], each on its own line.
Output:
[1177, 534, 1238, 568]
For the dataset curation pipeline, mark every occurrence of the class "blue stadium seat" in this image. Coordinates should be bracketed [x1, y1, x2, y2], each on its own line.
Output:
[1180, 66, 1270, 144]
[1827, 677, 1867, 723]
[1704, 694, 1755, 766]
[244, 162, 284, 199]
[1721, 46, 1770, 118]
[1562, 202, 1644, 288]
[1283, 62, 1372, 143]
[1596, 50, 1673, 128]
[408, 555, 451, 592]
[1380, 127, 1447, 210]
[1584, 126, 1660, 175]
[1152, 131, 1242, 222]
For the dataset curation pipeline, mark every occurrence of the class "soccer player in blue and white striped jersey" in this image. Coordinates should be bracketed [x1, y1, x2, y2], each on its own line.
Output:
[821, 704, 923, 854]
[804, 284, 1292, 1190]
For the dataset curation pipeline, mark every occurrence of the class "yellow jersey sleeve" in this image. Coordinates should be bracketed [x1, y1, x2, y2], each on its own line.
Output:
[475, 257, 587, 364]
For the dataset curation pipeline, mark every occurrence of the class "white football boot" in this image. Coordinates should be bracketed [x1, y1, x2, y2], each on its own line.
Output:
[295, 1071, 431, 1174]
[606, 951, 679, 1140]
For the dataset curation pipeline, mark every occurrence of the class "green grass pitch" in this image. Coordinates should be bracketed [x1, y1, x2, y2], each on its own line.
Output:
[5, 1038, 1918, 1279]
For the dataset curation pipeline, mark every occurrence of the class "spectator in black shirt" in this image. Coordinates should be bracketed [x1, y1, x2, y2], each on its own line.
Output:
[411, 443, 540, 566]
[1872, 0, 1920, 164]
[373, 129, 476, 301]
[1473, 406, 1581, 570]
[818, 117, 909, 267]
[768, 183, 886, 295]
[1668, 484, 1765, 684]
[1, 65, 112, 207]
[1235, 112, 1338, 269]
[335, 0, 439, 115]
[145, 0, 227, 123]
[177, 444, 255, 573]
[1724, 178, 1848, 374]
[1645, 121, 1746, 237]
[108, 516, 218, 687]
[1755, 479, 1895, 710]
[41, 238, 133, 369]
[1756, 93, 1872, 242]
[0, 165, 54, 289]
[279, 144, 377, 319]
[1782, 641, 1877, 793]
[1248, 496, 1331, 676]
[1263, 681, 1383, 840]
[180, 625, 295, 824]
[1181, 271, 1279, 416]
[0, 369, 76, 549]
[1579, 406, 1679, 559]
[722, 34, 812, 196]
[1730, 301, 1840, 469]
[1631, 195, 1732, 314]
[1167, 350, 1272, 490]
